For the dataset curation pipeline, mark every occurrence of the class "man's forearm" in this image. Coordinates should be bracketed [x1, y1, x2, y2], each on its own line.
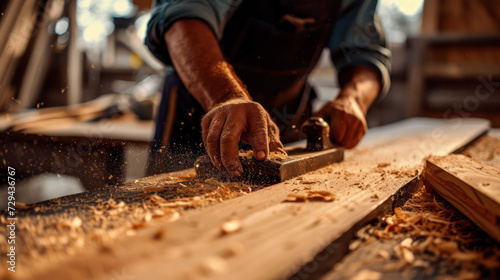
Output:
[339, 66, 380, 114]
[165, 19, 250, 111]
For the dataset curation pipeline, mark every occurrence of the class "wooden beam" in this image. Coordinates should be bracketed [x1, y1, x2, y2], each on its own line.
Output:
[420, 0, 440, 35]
[21, 118, 490, 280]
[423, 154, 500, 242]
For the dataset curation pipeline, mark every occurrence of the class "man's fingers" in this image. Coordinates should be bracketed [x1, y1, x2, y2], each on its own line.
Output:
[205, 116, 225, 170]
[247, 112, 269, 161]
[220, 119, 244, 176]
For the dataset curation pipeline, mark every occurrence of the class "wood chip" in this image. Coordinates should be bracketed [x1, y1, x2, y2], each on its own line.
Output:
[412, 259, 430, 268]
[401, 247, 415, 264]
[169, 211, 180, 222]
[178, 173, 197, 179]
[301, 180, 318, 184]
[200, 256, 227, 275]
[284, 191, 335, 203]
[284, 193, 308, 202]
[307, 190, 335, 201]
[434, 239, 459, 255]
[378, 250, 391, 260]
[221, 217, 241, 235]
[71, 217, 82, 228]
[351, 269, 382, 280]
[383, 260, 407, 271]
[153, 228, 166, 240]
[400, 237, 413, 248]
[152, 209, 166, 218]
[221, 243, 245, 258]
[16, 202, 36, 210]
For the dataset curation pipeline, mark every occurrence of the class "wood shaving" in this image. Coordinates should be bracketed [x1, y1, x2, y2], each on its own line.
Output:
[16, 202, 36, 210]
[284, 190, 336, 202]
[369, 184, 500, 276]
[221, 217, 242, 235]
[200, 256, 227, 275]
[284, 193, 308, 202]
[351, 269, 382, 280]
[377, 162, 391, 168]
[378, 250, 391, 260]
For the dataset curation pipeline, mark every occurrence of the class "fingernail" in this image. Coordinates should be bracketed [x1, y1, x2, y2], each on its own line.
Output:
[257, 151, 266, 159]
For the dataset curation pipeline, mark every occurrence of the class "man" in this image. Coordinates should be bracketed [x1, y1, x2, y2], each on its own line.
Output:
[145, 0, 391, 177]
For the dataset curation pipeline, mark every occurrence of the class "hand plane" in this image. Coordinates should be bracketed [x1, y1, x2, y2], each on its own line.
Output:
[195, 117, 344, 184]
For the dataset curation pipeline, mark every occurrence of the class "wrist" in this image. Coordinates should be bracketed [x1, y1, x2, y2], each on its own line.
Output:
[210, 91, 251, 109]
[338, 67, 380, 114]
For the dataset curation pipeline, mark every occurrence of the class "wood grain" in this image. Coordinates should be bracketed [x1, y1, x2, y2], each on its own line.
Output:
[424, 154, 500, 242]
[19, 118, 489, 280]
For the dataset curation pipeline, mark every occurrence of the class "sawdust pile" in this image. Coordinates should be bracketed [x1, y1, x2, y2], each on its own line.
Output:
[240, 150, 288, 161]
[0, 173, 257, 272]
[367, 185, 500, 277]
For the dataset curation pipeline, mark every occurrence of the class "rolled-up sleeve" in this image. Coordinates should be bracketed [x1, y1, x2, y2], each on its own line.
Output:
[145, 0, 240, 65]
[329, 0, 392, 99]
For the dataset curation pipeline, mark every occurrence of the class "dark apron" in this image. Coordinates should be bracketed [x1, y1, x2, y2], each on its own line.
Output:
[147, 0, 341, 175]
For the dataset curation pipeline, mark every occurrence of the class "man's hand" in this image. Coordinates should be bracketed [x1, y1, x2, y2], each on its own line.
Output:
[314, 66, 380, 149]
[165, 20, 284, 176]
[201, 98, 283, 177]
[314, 95, 367, 149]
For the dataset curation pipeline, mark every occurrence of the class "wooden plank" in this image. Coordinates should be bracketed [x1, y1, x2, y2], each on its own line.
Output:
[423, 154, 500, 242]
[321, 131, 500, 280]
[19, 118, 489, 280]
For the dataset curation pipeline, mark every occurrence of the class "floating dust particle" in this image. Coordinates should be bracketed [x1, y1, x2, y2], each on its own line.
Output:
[221, 217, 242, 235]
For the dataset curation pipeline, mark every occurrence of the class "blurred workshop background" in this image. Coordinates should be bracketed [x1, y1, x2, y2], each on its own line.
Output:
[0, 0, 499, 205]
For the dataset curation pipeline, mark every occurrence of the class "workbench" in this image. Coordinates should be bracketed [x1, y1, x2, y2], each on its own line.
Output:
[2, 117, 498, 280]
[0, 119, 153, 189]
